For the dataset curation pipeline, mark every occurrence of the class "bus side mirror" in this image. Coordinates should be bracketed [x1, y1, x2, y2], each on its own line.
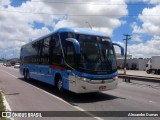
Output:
[66, 38, 80, 54]
[112, 43, 124, 56]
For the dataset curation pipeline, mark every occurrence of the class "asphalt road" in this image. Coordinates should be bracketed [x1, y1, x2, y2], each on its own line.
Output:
[0, 65, 160, 120]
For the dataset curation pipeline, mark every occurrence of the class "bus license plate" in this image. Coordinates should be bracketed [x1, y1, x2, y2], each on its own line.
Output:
[99, 86, 106, 91]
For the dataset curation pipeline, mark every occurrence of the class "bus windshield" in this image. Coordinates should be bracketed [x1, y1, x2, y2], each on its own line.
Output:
[60, 32, 117, 74]
[78, 34, 117, 74]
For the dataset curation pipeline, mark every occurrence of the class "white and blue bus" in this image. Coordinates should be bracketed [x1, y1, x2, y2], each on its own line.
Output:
[20, 27, 124, 93]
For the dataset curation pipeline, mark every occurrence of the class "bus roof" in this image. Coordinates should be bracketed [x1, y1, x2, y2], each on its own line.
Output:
[56, 27, 108, 37]
[22, 27, 109, 47]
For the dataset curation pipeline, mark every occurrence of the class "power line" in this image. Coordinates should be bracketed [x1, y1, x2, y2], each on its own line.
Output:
[0, 10, 66, 16]
[1, 10, 160, 17]
[30, 1, 159, 6]
[0, 39, 26, 42]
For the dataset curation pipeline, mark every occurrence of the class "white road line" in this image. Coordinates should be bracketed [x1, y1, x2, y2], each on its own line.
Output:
[0, 69, 18, 78]
[73, 106, 103, 120]
[1, 90, 12, 111]
[33, 85, 103, 120]
[1, 90, 14, 120]
[0, 68, 104, 120]
[149, 100, 156, 103]
[1, 66, 18, 71]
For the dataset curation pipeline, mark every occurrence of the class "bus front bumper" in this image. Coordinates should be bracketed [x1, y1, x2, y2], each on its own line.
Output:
[68, 77, 118, 93]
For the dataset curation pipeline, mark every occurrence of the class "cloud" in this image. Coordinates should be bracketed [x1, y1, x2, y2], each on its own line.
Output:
[0, 0, 11, 6]
[1, 0, 159, 59]
[115, 37, 160, 58]
[131, 22, 144, 34]
[138, 5, 160, 37]
[128, 38, 160, 58]
[131, 34, 143, 42]
[129, 1, 160, 58]
[49, 0, 128, 35]
[131, 2, 160, 37]
[0, 0, 128, 59]
[126, 0, 160, 4]
[0, 0, 58, 58]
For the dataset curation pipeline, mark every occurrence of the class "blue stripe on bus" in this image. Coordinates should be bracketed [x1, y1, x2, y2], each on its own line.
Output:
[20, 64, 69, 90]
[73, 70, 118, 80]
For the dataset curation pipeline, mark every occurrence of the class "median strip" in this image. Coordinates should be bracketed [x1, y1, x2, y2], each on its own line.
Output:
[118, 74, 160, 83]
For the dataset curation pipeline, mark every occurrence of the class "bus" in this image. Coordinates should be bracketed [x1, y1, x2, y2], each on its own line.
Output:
[20, 27, 124, 93]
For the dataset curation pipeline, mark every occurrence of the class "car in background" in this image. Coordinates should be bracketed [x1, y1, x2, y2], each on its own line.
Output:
[14, 63, 20, 68]
[5, 63, 12, 67]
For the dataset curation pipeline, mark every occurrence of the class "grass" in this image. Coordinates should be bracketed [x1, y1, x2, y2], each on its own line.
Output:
[0, 91, 7, 120]
[0, 91, 5, 111]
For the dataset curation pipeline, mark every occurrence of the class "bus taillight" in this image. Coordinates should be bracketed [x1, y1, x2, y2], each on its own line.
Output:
[112, 76, 117, 79]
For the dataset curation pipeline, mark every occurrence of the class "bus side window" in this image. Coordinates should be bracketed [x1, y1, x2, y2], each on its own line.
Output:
[51, 33, 62, 64]
[66, 42, 75, 67]
[33, 41, 42, 64]
[42, 37, 51, 64]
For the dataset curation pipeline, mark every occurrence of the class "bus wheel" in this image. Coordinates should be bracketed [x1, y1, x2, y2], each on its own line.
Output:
[56, 76, 63, 93]
[24, 70, 27, 80]
[25, 70, 30, 80]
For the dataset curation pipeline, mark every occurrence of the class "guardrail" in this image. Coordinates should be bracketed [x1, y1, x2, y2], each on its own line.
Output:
[118, 74, 160, 83]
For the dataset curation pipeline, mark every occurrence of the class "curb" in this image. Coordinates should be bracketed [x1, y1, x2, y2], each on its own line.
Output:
[0, 90, 13, 120]
[118, 75, 160, 83]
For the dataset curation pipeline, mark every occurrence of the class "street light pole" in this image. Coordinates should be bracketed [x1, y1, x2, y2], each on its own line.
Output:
[86, 21, 92, 30]
[123, 34, 131, 75]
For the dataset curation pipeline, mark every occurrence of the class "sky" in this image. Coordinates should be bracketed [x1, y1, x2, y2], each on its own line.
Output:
[0, 0, 160, 59]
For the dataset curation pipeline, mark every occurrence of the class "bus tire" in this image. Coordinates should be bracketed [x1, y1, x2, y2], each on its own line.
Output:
[25, 70, 30, 80]
[24, 69, 27, 80]
[56, 76, 63, 93]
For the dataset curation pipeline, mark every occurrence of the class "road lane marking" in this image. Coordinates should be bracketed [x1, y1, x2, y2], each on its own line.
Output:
[0, 68, 104, 120]
[73, 106, 103, 120]
[1, 90, 14, 120]
[1, 66, 19, 71]
[33, 85, 103, 120]
[1, 90, 12, 111]
[0, 69, 18, 78]
[149, 100, 156, 104]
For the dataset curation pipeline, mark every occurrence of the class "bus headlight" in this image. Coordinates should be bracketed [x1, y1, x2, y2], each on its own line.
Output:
[82, 78, 88, 81]
[76, 76, 90, 82]
[81, 78, 90, 82]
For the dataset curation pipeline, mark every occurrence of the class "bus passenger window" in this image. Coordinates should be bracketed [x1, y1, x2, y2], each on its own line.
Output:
[42, 37, 50, 64]
[51, 34, 62, 64]
[66, 43, 75, 67]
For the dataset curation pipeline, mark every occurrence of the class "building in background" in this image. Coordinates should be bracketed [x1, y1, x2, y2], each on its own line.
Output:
[117, 58, 149, 70]
[116, 53, 132, 59]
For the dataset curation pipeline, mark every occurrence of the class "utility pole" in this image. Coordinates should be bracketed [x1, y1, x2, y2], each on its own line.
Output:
[123, 34, 131, 76]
